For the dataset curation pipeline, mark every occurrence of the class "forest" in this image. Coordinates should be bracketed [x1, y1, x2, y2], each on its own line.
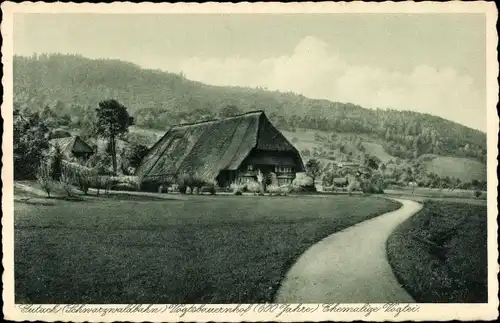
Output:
[13, 54, 487, 166]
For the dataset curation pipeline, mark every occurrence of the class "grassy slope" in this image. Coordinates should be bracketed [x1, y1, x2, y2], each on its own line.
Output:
[423, 156, 487, 182]
[386, 200, 487, 302]
[361, 141, 394, 163]
[15, 195, 400, 303]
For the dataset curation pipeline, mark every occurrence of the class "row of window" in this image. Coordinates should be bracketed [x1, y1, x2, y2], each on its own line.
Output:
[246, 165, 294, 173]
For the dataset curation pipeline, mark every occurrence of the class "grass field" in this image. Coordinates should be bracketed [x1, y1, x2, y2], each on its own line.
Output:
[385, 186, 487, 203]
[15, 194, 400, 303]
[423, 156, 486, 182]
[386, 200, 488, 302]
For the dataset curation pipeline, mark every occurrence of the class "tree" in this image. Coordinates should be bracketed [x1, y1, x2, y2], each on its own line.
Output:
[219, 105, 242, 118]
[96, 99, 134, 174]
[121, 144, 149, 174]
[14, 108, 50, 179]
[36, 163, 54, 197]
[305, 159, 322, 186]
[49, 144, 64, 180]
[257, 169, 265, 195]
[364, 155, 380, 171]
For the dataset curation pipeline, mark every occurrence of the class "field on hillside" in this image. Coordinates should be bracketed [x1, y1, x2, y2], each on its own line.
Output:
[281, 129, 394, 164]
[423, 156, 486, 182]
[386, 200, 488, 302]
[14, 194, 399, 303]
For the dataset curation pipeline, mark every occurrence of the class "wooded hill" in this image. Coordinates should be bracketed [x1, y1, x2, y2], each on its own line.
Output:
[14, 54, 487, 169]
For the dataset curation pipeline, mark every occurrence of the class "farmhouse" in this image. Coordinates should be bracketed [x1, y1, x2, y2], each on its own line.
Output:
[136, 111, 305, 189]
[50, 135, 94, 160]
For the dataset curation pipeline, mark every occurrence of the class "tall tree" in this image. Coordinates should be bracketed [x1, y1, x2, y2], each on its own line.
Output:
[96, 99, 134, 174]
[305, 158, 322, 186]
[14, 108, 50, 179]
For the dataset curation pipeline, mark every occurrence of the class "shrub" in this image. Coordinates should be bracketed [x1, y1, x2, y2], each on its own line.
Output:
[323, 185, 336, 192]
[36, 163, 54, 197]
[230, 182, 244, 195]
[179, 184, 188, 194]
[291, 173, 316, 192]
[76, 173, 92, 195]
[200, 181, 217, 195]
[177, 173, 208, 194]
[267, 184, 281, 195]
[292, 173, 314, 187]
[101, 176, 112, 194]
[360, 179, 384, 194]
[347, 180, 361, 195]
[474, 190, 482, 199]
[59, 173, 74, 197]
[108, 175, 141, 191]
[280, 184, 293, 195]
[246, 180, 261, 194]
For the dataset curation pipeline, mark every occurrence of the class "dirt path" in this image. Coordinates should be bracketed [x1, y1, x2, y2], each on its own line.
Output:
[275, 198, 422, 303]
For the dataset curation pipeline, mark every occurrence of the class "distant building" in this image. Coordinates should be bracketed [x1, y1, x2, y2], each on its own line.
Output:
[50, 135, 94, 160]
[136, 111, 305, 189]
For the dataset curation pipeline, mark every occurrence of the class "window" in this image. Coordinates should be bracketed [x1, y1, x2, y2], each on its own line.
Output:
[279, 177, 293, 185]
[276, 166, 294, 173]
[247, 165, 254, 171]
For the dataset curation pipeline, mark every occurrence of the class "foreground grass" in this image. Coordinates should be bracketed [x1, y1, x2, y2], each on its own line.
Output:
[386, 200, 487, 302]
[15, 195, 399, 303]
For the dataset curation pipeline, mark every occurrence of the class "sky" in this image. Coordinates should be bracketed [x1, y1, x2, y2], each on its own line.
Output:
[14, 13, 487, 131]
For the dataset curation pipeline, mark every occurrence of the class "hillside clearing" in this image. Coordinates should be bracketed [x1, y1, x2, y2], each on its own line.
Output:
[15, 195, 400, 303]
[423, 156, 486, 182]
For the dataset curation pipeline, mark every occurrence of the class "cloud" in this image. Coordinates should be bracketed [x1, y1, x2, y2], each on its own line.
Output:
[170, 36, 485, 131]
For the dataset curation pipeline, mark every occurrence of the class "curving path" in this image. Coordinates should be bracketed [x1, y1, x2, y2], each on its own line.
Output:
[275, 198, 422, 303]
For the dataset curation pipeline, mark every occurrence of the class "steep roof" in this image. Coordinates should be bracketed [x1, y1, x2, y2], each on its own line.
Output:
[136, 111, 304, 181]
[50, 136, 94, 156]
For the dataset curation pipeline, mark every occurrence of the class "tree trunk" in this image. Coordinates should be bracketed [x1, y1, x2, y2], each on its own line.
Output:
[111, 135, 117, 174]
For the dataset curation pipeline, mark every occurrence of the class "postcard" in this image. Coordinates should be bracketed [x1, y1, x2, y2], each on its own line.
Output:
[2, 1, 498, 321]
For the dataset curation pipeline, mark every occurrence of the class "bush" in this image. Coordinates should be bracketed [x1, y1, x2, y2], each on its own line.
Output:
[200, 181, 217, 195]
[177, 173, 208, 194]
[360, 179, 384, 194]
[59, 173, 74, 197]
[292, 173, 313, 186]
[292, 173, 316, 192]
[246, 180, 261, 194]
[267, 184, 281, 195]
[76, 173, 92, 194]
[323, 185, 336, 192]
[36, 163, 54, 197]
[179, 184, 188, 194]
[107, 175, 141, 191]
[230, 182, 244, 195]
[347, 180, 361, 195]
[474, 190, 482, 199]
[280, 184, 293, 196]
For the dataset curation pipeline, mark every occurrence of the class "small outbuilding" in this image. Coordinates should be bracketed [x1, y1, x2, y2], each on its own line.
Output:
[50, 135, 94, 160]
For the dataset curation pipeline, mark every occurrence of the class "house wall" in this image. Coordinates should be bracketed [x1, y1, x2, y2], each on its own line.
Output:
[234, 149, 300, 186]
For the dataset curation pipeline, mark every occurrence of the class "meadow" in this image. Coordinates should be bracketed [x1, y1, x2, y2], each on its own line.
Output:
[14, 194, 400, 303]
[386, 200, 488, 302]
[422, 156, 486, 183]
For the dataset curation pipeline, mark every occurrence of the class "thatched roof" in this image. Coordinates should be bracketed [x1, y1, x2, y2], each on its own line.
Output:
[50, 136, 94, 157]
[136, 111, 304, 181]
